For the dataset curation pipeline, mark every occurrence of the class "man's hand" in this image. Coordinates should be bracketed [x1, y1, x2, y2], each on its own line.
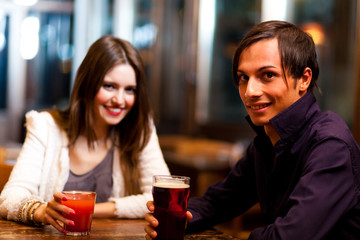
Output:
[144, 201, 193, 239]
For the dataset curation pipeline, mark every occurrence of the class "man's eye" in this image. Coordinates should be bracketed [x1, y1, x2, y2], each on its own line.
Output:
[265, 72, 274, 78]
[238, 74, 249, 83]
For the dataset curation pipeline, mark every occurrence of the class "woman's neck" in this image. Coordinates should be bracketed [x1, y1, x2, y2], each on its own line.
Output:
[77, 125, 111, 151]
[93, 123, 110, 142]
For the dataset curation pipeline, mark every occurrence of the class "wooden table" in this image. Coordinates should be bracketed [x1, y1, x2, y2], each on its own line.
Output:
[0, 218, 241, 239]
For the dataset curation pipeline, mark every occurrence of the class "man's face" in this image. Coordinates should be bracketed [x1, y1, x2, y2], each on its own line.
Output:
[236, 38, 307, 126]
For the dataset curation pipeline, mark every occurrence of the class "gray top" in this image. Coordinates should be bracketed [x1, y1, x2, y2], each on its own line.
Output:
[63, 148, 114, 203]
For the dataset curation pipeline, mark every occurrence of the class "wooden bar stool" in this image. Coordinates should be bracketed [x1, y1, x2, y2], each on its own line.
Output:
[0, 147, 15, 193]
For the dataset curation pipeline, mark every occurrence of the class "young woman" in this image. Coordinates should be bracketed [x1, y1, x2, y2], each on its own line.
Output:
[0, 36, 170, 233]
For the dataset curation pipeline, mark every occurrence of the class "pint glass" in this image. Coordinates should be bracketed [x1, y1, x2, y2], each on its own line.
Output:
[152, 175, 190, 240]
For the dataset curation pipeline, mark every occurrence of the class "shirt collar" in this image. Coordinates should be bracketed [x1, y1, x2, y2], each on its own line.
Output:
[246, 92, 320, 150]
[270, 92, 319, 141]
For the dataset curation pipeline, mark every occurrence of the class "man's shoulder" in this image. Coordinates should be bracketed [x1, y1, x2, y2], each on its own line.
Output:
[307, 111, 360, 154]
[310, 111, 350, 140]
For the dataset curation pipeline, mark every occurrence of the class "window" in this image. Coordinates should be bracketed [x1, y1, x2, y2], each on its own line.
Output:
[0, 14, 9, 110]
[292, 0, 357, 127]
[24, 11, 73, 111]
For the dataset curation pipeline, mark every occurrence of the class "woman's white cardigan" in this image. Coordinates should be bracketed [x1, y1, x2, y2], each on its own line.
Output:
[0, 110, 170, 221]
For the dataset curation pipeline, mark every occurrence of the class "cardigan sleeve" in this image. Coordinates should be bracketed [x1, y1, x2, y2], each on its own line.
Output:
[109, 121, 170, 218]
[0, 111, 50, 220]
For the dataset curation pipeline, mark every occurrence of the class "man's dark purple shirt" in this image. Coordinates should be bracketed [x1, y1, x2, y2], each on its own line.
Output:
[186, 92, 360, 239]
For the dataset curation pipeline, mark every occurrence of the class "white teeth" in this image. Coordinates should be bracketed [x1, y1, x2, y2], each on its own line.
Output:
[107, 107, 121, 113]
[251, 104, 268, 110]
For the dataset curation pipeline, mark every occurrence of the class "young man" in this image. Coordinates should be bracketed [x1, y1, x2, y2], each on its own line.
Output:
[145, 20, 360, 239]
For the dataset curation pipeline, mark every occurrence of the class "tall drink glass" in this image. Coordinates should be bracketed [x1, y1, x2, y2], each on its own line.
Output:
[61, 191, 96, 236]
[152, 175, 190, 240]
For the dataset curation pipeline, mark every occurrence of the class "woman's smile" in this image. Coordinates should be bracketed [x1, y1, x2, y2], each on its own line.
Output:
[104, 106, 123, 116]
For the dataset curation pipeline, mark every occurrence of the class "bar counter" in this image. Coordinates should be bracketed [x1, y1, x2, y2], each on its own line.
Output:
[0, 218, 242, 239]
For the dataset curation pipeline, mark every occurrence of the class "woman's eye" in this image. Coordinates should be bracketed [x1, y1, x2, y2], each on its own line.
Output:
[125, 87, 137, 94]
[103, 84, 114, 89]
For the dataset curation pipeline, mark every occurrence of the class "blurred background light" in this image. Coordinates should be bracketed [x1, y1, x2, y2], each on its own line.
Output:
[20, 16, 39, 60]
[261, 0, 288, 21]
[196, 0, 216, 123]
[58, 43, 73, 61]
[13, 0, 38, 6]
[133, 23, 157, 49]
[0, 12, 5, 52]
[301, 22, 325, 46]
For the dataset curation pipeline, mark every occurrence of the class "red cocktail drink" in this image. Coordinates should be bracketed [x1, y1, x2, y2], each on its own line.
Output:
[153, 175, 190, 240]
[61, 191, 96, 236]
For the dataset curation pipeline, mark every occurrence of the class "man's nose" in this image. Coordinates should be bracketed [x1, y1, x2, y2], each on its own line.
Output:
[245, 78, 262, 98]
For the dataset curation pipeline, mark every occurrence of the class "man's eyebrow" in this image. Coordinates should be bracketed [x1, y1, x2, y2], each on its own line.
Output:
[257, 65, 277, 72]
[237, 65, 277, 73]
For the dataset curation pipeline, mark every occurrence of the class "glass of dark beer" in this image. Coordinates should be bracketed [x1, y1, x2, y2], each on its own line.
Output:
[152, 175, 190, 240]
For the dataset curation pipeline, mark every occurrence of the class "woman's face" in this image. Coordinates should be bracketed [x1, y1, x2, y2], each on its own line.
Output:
[93, 64, 137, 130]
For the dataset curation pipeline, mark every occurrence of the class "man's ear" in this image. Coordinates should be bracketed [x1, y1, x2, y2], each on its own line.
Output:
[299, 67, 312, 92]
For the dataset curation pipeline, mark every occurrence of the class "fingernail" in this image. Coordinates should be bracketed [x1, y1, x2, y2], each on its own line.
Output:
[62, 230, 68, 234]
[70, 210, 76, 215]
[62, 196, 67, 201]
[69, 221, 75, 226]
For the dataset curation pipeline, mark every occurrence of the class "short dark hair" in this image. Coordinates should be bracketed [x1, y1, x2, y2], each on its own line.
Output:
[232, 20, 319, 92]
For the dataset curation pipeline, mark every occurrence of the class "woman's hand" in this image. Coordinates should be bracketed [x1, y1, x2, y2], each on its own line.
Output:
[33, 192, 75, 234]
[144, 201, 193, 240]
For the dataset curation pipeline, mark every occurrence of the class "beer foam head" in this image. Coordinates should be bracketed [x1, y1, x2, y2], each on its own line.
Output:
[153, 179, 190, 189]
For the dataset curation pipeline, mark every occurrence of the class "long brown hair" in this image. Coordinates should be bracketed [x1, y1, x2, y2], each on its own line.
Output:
[49, 35, 152, 195]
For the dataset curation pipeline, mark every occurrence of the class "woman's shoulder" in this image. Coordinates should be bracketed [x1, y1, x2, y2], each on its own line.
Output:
[24, 110, 67, 145]
[25, 110, 58, 130]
